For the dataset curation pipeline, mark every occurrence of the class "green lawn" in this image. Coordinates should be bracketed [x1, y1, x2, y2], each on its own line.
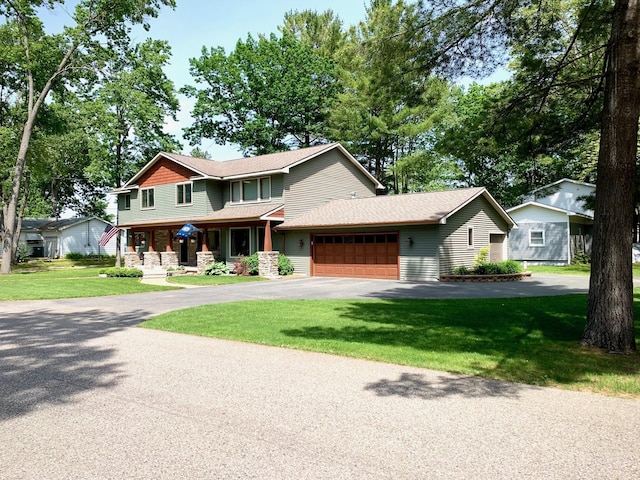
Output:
[142, 294, 640, 398]
[527, 263, 640, 276]
[0, 266, 177, 300]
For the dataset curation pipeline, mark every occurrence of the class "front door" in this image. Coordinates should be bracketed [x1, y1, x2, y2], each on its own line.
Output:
[180, 240, 189, 264]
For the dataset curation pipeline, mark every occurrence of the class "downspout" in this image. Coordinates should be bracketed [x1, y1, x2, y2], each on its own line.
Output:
[566, 215, 571, 265]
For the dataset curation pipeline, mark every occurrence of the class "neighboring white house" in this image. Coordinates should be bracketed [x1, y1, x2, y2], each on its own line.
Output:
[18, 217, 122, 258]
[507, 179, 595, 265]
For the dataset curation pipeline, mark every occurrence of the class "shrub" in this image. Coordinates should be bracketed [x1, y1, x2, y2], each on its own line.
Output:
[99, 267, 143, 278]
[205, 261, 230, 276]
[499, 260, 524, 274]
[278, 254, 294, 275]
[67, 253, 116, 260]
[16, 243, 29, 263]
[572, 249, 591, 265]
[451, 260, 524, 276]
[244, 253, 259, 275]
[473, 246, 490, 267]
[452, 265, 471, 275]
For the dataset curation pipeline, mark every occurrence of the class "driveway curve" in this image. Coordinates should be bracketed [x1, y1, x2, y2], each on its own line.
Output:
[1, 275, 638, 479]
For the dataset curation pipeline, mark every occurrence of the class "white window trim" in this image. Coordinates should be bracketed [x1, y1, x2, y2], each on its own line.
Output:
[467, 227, 474, 249]
[176, 181, 193, 207]
[123, 194, 131, 210]
[229, 227, 251, 258]
[230, 176, 271, 204]
[529, 229, 545, 247]
[140, 187, 155, 210]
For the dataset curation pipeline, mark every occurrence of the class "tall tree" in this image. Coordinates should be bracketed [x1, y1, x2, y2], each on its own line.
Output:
[330, 0, 455, 190]
[183, 32, 339, 156]
[0, 0, 175, 274]
[413, 0, 636, 352]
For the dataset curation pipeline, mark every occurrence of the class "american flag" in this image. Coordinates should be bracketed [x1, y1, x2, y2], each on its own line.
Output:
[99, 225, 120, 246]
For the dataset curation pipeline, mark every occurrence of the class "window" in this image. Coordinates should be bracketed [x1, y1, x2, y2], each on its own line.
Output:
[207, 229, 221, 252]
[123, 194, 131, 210]
[230, 228, 250, 257]
[231, 181, 241, 203]
[176, 183, 192, 205]
[230, 176, 271, 203]
[530, 230, 545, 246]
[467, 227, 474, 248]
[141, 188, 155, 209]
[259, 177, 271, 200]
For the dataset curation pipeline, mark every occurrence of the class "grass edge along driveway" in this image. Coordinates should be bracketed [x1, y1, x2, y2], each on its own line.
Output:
[141, 295, 640, 399]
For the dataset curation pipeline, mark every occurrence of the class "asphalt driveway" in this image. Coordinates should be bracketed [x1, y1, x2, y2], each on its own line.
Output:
[1, 275, 639, 479]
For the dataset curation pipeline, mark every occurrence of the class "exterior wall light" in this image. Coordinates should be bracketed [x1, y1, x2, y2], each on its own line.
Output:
[407, 237, 414, 247]
[298, 239, 304, 248]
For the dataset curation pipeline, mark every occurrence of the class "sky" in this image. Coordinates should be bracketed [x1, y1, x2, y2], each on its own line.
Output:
[131, 0, 371, 160]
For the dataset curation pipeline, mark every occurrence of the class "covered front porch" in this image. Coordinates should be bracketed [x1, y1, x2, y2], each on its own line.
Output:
[118, 205, 285, 274]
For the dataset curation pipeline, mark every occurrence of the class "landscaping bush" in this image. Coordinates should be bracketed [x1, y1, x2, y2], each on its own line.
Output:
[204, 261, 230, 276]
[233, 253, 294, 276]
[277, 254, 294, 276]
[99, 267, 143, 277]
[451, 260, 524, 276]
[67, 253, 116, 260]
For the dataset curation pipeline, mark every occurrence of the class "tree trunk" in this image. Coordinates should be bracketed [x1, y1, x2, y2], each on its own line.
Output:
[583, 0, 639, 353]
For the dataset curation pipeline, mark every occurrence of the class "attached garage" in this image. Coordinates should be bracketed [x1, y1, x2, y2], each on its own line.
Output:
[312, 233, 399, 279]
[277, 187, 516, 281]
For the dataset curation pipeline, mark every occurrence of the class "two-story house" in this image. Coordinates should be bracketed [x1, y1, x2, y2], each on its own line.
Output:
[114, 143, 515, 280]
[507, 178, 595, 265]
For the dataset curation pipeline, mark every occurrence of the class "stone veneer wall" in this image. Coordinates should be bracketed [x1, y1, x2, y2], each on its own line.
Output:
[160, 251, 179, 269]
[258, 251, 279, 277]
[197, 251, 214, 275]
[124, 252, 141, 268]
[143, 251, 161, 268]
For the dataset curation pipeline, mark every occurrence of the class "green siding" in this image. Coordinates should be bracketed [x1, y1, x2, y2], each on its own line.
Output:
[438, 196, 510, 275]
[282, 230, 311, 275]
[206, 180, 224, 212]
[284, 150, 377, 220]
[399, 225, 439, 280]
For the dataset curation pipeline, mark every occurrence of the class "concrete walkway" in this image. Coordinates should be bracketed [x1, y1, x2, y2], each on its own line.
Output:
[1, 275, 639, 479]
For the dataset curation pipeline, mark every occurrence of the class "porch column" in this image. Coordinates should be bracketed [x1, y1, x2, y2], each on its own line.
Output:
[201, 230, 209, 252]
[128, 230, 135, 252]
[263, 220, 272, 252]
[148, 230, 155, 252]
[166, 229, 173, 251]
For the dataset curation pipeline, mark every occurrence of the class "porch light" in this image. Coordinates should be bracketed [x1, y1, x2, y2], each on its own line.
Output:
[406, 237, 414, 247]
[179, 238, 184, 244]
[190, 238, 196, 244]
[298, 239, 304, 248]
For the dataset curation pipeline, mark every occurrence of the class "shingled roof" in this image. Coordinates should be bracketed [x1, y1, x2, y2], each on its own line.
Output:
[117, 204, 284, 229]
[277, 187, 515, 229]
[120, 143, 383, 189]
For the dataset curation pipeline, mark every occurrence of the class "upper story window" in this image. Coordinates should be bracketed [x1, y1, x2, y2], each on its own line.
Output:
[176, 182, 192, 205]
[230, 176, 271, 203]
[123, 194, 131, 210]
[141, 188, 155, 209]
[529, 230, 545, 246]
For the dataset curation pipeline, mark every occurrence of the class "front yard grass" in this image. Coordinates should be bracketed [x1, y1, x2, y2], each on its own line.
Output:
[0, 266, 177, 300]
[528, 263, 640, 276]
[141, 294, 640, 398]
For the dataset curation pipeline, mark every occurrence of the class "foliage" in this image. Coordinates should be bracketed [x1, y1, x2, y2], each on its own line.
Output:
[204, 261, 230, 276]
[16, 243, 29, 263]
[240, 252, 294, 276]
[98, 267, 143, 278]
[329, 0, 457, 191]
[452, 260, 524, 276]
[0, 0, 176, 274]
[473, 246, 490, 268]
[571, 249, 591, 265]
[183, 31, 339, 155]
[277, 254, 295, 276]
[66, 253, 116, 260]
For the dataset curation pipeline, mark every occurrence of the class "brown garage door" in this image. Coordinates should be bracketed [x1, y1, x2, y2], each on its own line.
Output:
[312, 233, 399, 280]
